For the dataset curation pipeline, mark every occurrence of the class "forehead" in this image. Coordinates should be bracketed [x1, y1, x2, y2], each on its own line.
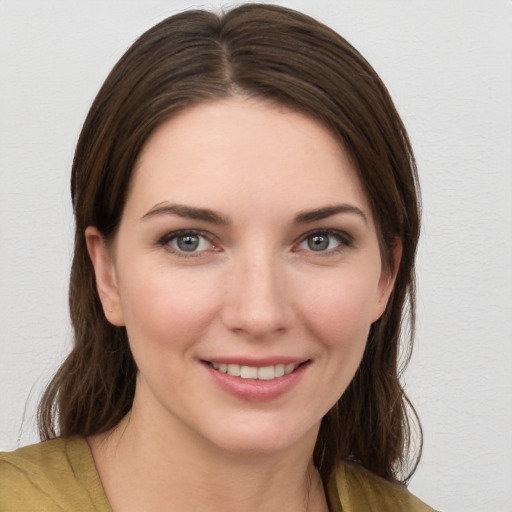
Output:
[127, 96, 371, 220]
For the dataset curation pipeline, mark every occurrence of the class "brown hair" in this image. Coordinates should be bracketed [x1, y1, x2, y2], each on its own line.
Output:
[38, 3, 421, 486]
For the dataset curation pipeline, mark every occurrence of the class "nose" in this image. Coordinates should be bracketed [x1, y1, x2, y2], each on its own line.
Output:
[220, 251, 295, 339]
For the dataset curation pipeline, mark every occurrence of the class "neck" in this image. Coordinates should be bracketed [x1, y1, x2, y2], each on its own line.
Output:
[88, 393, 328, 512]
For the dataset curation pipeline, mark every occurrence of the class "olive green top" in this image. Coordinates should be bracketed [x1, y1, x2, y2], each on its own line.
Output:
[0, 437, 436, 511]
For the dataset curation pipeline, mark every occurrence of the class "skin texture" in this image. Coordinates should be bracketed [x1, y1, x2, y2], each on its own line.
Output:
[86, 96, 398, 512]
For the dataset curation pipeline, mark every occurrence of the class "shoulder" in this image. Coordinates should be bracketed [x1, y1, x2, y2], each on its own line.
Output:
[329, 462, 437, 512]
[0, 437, 111, 511]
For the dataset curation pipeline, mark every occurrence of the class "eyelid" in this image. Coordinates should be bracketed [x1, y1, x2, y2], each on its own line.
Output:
[157, 229, 220, 256]
[156, 228, 353, 257]
[293, 228, 354, 253]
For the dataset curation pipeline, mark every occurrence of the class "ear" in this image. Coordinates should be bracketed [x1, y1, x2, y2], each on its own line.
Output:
[371, 238, 402, 322]
[85, 226, 125, 326]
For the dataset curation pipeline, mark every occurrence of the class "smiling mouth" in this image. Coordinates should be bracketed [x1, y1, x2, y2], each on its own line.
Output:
[204, 361, 308, 381]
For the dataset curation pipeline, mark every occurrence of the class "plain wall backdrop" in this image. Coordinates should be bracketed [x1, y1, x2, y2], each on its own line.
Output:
[1, 1, 511, 511]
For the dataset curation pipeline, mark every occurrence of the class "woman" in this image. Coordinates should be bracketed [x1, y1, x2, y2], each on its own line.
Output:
[0, 4, 435, 511]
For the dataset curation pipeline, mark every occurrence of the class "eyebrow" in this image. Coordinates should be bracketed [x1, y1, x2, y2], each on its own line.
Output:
[294, 204, 367, 225]
[141, 203, 230, 225]
[141, 202, 367, 225]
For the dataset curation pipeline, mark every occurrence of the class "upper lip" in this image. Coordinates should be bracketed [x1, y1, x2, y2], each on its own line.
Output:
[201, 357, 309, 367]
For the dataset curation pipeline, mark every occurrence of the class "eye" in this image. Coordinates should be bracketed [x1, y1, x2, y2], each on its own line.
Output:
[296, 230, 352, 253]
[158, 230, 216, 255]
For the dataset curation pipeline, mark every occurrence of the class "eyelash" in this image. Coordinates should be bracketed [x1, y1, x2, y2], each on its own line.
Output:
[294, 229, 354, 254]
[157, 228, 353, 257]
[157, 230, 218, 257]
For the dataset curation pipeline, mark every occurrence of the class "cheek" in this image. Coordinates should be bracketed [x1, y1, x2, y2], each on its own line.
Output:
[299, 276, 379, 406]
[299, 272, 380, 346]
[116, 263, 222, 353]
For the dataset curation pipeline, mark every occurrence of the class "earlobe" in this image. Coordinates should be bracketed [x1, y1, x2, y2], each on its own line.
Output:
[85, 226, 125, 326]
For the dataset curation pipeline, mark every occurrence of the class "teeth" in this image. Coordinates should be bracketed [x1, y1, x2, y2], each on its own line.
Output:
[285, 363, 295, 374]
[227, 364, 241, 377]
[241, 366, 258, 379]
[209, 362, 299, 380]
[274, 364, 285, 377]
[257, 366, 275, 380]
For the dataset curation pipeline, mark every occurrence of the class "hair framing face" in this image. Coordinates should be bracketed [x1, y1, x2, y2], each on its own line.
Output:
[39, 3, 421, 485]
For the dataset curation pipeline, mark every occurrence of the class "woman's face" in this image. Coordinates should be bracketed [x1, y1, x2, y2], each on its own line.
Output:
[88, 96, 396, 456]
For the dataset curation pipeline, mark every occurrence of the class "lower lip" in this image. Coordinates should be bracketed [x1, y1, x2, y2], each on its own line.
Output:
[203, 362, 309, 402]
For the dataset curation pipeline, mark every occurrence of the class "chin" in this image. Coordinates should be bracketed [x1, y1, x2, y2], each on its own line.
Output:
[197, 416, 320, 458]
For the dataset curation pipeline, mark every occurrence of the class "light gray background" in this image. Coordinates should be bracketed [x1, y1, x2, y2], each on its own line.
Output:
[1, 1, 511, 511]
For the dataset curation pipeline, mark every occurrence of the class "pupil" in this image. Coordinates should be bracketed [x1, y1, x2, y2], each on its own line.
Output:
[177, 235, 199, 252]
[308, 234, 328, 251]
